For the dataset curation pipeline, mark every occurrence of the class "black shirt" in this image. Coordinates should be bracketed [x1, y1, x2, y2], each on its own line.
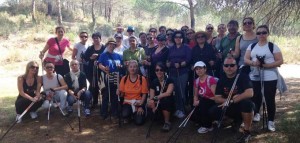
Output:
[192, 42, 216, 69]
[150, 78, 174, 97]
[215, 73, 252, 98]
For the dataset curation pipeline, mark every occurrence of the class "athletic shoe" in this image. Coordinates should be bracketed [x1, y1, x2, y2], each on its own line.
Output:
[173, 110, 180, 117]
[16, 114, 22, 123]
[30, 112, 38, 119]
[236, 130, 251, 143]
[176, 111, 185, 119]
[162, 123, 171, 132]
[253, 113, 260, 122]
[268, 121, 276, 132]
[197, 127, 213, 134]
[84, 109, 91, 116]
[67, 106, 73, 114]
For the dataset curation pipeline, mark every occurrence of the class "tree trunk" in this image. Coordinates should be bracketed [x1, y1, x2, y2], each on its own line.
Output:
[91, 0, 96, 31]
[188, 0, 195, 29]
[82, 1, 85, 18]
[57, 0, 62, 25]
[107, 0, 112, 22]
[46, 0, 52, 16]
[31, 0, 36, 23]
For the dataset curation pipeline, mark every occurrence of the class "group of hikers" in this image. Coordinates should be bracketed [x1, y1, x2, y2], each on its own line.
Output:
[13, 17, 284, 143]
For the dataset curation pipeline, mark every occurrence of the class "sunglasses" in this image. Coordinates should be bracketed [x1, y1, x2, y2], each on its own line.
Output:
[256, 31, 268, 35]
[155, 69, 164, 72]
[80, 35, 88, 38]
[206, 27, 214, 30]
[223, 64, 236, 68]
[243, 21, 253, 26]
[71, 64, 78, 66]
[186, 32, 193, 35]
[147, 37, 154, 40]
[30, 66, 39, 69]
[46, 66, 54, 69]
[150, 31, 156, 33]
[197, 35, 206, 39]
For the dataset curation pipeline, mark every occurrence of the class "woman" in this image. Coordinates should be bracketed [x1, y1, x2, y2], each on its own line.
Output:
[65, 60, 92, 116]
[244, 25, 283, 132]
[144, 33, 158, 79]
[205, 24, 215, 46]
[167, 31, 192, 118]
[98, 38, 123, 120]
[15, 61, 44, 123]
[234, 17, 258, 74]
[119, 60, 148, 125]
[72, 31, 89, 72]
[149, 34, 169, 81]
[84, 32, 106, 107]
[114, 33, 127, 56]
[186, 29, 196, 49]
[148, 63, 174, 132]
[191, 61, 217, 134]
[166, 29, 175, 48]
[192, 31, 216, 76]
[41, 61, 68, 110]
[39, 26, 72, 76]
[213, 24, 227, 51]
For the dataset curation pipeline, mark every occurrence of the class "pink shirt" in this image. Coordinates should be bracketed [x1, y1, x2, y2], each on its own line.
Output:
[44, 38, 70, 65]
[194, 76, 217, 99]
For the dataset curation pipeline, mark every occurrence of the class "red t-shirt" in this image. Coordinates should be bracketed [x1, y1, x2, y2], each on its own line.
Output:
[44, 37, 70, 65]
[194, 76, 217, 98]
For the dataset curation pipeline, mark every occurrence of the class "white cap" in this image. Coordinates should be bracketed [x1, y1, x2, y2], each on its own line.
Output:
[193, 61, 206, 69]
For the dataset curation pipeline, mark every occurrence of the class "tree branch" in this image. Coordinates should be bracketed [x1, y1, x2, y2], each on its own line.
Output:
[151, 0, 190, 9]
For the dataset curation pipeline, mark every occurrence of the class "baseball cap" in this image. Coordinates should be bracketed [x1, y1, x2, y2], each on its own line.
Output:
[127, 26, 135, 32]
[193, 61, 206, 69]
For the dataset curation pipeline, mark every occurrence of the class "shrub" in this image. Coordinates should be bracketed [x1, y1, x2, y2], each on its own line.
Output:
[0, 12, 18, 37]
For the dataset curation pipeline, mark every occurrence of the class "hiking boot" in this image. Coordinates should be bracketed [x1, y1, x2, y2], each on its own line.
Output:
[236, 130, 251, 143]
[30, 112, 38, 119]
[197, 127, 213, 134]
[84, 109, 91, 116]
[16, 114, 22, 123]
[162, 122, 171, 132]
[268, 121, 276, 132]
[253, 113, 260, 122]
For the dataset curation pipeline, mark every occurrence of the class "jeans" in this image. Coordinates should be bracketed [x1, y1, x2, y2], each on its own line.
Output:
[171, 73, 188, 113]
[67, 90, 92, 109]
[100, 83, 118, 117]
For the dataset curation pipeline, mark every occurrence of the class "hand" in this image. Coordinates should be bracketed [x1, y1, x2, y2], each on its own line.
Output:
[217, 53, 222, 59]
[217, 102, 226, 109]
[137, 107, 144, 115]
[91, 54, 98, 59]
[180, 61, 186, 67]
[76, 91, 82, 99]
[124, 61, 129, 66]
[116, 89, 120, 96]
[193, 100, 199, 106]
[166, 62, 171, 68]
[175, 63, 180, 68]
[134, 101, 142, 107]
[252, 60, 260, 67]
[31, 96, 39, 102]
[104, 66, 110, 74]
[209, 61, 215, 66]
[147, 100, 155, 108]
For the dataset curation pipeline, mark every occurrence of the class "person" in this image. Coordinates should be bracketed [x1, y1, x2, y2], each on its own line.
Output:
[98, 38, 123, 120]
[244, 25, 283, 132]
[149, 27, 158, 37]
[213, 24, 227, 51]
[114, 33, 127, 56]
[114, 23, 128, 44]
[191, 31, 216, 76]
[180, 25, 189, 34]
[144, 33, 158, 79]
[209, 56, 254, 142]
[119, 60, 148, 125]
[84, 32, 106, 107]
[41, 61, 68, 110]
[39, 26, 72, 76]
[166, 29, 175, 48]
[65, 60, 92, 116]
[15, 61, 44, 123]
[138, 32, 148, 49]
[233, 17, 258, 74]
[159, 26, 167, 35]
[167, 30, 192, 118]
[186, 29, 196, 48]
[191, 61, 217, 134]
[149, 34, 169, 81]
[148, 63, 174, 132]
[123, 26, 136, 48]
[72, 31, 89, 72]
[205, 24, 215, 46]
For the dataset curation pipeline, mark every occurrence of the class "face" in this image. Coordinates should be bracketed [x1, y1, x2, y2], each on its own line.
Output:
[44, 63, 55, 74]
[157, 39, 166, 47]
[159, 28, 166, 34]
[128, 62, 138, 75]
[195, 66, 206, 77]
[115, 37, 122, 44]
[117, 28, 123, 33]
[155, 66, 165, 79]
[107, 43, 116, 51]
[70, 61, 79, 72]
[174, 33, 183, 45]
[243, 19, 254, 31]
[149, 28, 157, 36]
[223, 59, 237, 77]
[206, 25, 214, 34]
[147, 34, 155, 43]
[92, 36, 101, 45]
[227, 23, 238, 34]
[196, 34, 206, 44]
[166, 31, 173, 40]
[139, 34, 147, 44]
[181, 27, 188, 33]
[186, 30, 194, 40]
[217, 24, 227, 35]
[127, 31, 134, 36]
[256, 27, 269, 41]
[129, 38, 137, 47]
[29, 63, 39, 74]
[79, 33, 88, 43]
[56, 28, 65, 38]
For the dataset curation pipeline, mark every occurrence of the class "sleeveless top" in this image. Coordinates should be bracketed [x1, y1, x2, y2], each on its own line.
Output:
[19, 76, 37, 98]
[238, 36, 258, 66]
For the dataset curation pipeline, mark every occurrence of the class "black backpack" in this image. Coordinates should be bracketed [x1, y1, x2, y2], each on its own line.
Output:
[250, 42, 274, 54]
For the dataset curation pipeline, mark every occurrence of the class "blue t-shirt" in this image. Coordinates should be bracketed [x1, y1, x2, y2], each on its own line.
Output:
[98, 51, 123, 72]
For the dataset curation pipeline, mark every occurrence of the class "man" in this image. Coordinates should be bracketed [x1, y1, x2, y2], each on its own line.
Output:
[123, 26, 136, 48]
[72, 31, 89, 72]
[114, 24, 128, 45]
[138, 32, 148, 49]
[210, 56, 254, 143]
[114, 33, 127, 56]
[65, 60, 92, 116]
[159, 26, 167, 35]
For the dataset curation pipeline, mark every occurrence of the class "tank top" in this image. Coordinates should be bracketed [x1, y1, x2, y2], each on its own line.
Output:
[239, 36, 258, 66]
[20, 76, 37, 97]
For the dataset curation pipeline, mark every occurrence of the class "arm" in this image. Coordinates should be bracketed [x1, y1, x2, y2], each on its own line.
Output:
[72, 47, 78, 60]
[232, 88, 253, 103]
[263, 52, 283, 68]
[39, 44, 50, 59]
[35, 76, 42, 99]
[157, 83, 174, 99]
[53, 76, 68, 91]
[233, 35, 241, 58]
[244, 50, 253, 66]
[17, 76, 35, 101]
[214, 95, 226, 104]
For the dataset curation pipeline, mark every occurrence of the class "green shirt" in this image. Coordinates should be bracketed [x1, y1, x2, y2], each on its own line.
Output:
[123, 47, 146, 62]
[220, 33, 241, 60]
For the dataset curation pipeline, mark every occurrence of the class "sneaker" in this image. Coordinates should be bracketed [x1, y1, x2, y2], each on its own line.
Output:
[268, 121, 276, 132]
[236, 130, 251, 143]
[197, 127, 213, 134]
[162, 123, 171, 132]
[30, 112, 38, 119]
[67, 106, 73, 114]
[173, 110, 180, 117]
[84, 109, 91, 116]
[176, 111, 185, 119]
[16, 114, 22, 123]
[253, 113, 260, 122]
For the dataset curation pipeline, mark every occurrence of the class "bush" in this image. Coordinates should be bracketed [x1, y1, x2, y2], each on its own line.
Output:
[0, 12, 18, 37]
[95, 23, 113, 37]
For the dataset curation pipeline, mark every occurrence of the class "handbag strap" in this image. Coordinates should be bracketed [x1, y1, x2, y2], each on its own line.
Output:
[55, 38, 63, 59]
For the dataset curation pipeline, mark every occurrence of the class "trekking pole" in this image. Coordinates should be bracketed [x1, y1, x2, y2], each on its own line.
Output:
[176, 68, 186, 112]
[166, 107, 196, 143]
[77, 99, 82, 132]
[116, 71, 123, 127]
[146, 100, 160, 138]
[260, 67, 268, 130]
[53, 98, 74, 130]
[41, 59, 44, 75]
[107, 73, 112, 122]
[211, 65, 244, 143]
[46, 99, 52, 136]
[0, 102, 35, 141]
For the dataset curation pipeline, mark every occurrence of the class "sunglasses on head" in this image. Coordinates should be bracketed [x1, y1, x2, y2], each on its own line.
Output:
[223, 64, 236, 67]
[256, 31, 268, 35]
[30, 65, 39, 69]
[155, 69, 164, 72]
[243, 21, 253, 26]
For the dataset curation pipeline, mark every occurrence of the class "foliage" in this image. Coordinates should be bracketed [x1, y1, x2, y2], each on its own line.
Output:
[0, 12, 19, 36]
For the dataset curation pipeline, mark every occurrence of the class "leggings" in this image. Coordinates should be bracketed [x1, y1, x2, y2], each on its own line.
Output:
[15, 96, 43, 114]
[252, 80, 277, 121]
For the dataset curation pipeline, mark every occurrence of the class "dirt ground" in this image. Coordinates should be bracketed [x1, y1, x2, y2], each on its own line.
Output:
[0, 64, 299, 143]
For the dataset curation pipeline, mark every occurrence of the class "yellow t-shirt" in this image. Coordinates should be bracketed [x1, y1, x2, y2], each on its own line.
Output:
[120, 75, 148, 100]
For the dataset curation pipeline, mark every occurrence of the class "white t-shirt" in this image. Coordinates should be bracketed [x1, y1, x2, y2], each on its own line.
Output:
[247, 42, 281, 81]
[74, 42, 88, 62]
[42, 74, 63, 91]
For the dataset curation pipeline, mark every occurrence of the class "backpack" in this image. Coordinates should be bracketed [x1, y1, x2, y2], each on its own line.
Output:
[250, 42, 274, 54]
[123, 75, 143, 85]
[195, 76, 214, 90]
